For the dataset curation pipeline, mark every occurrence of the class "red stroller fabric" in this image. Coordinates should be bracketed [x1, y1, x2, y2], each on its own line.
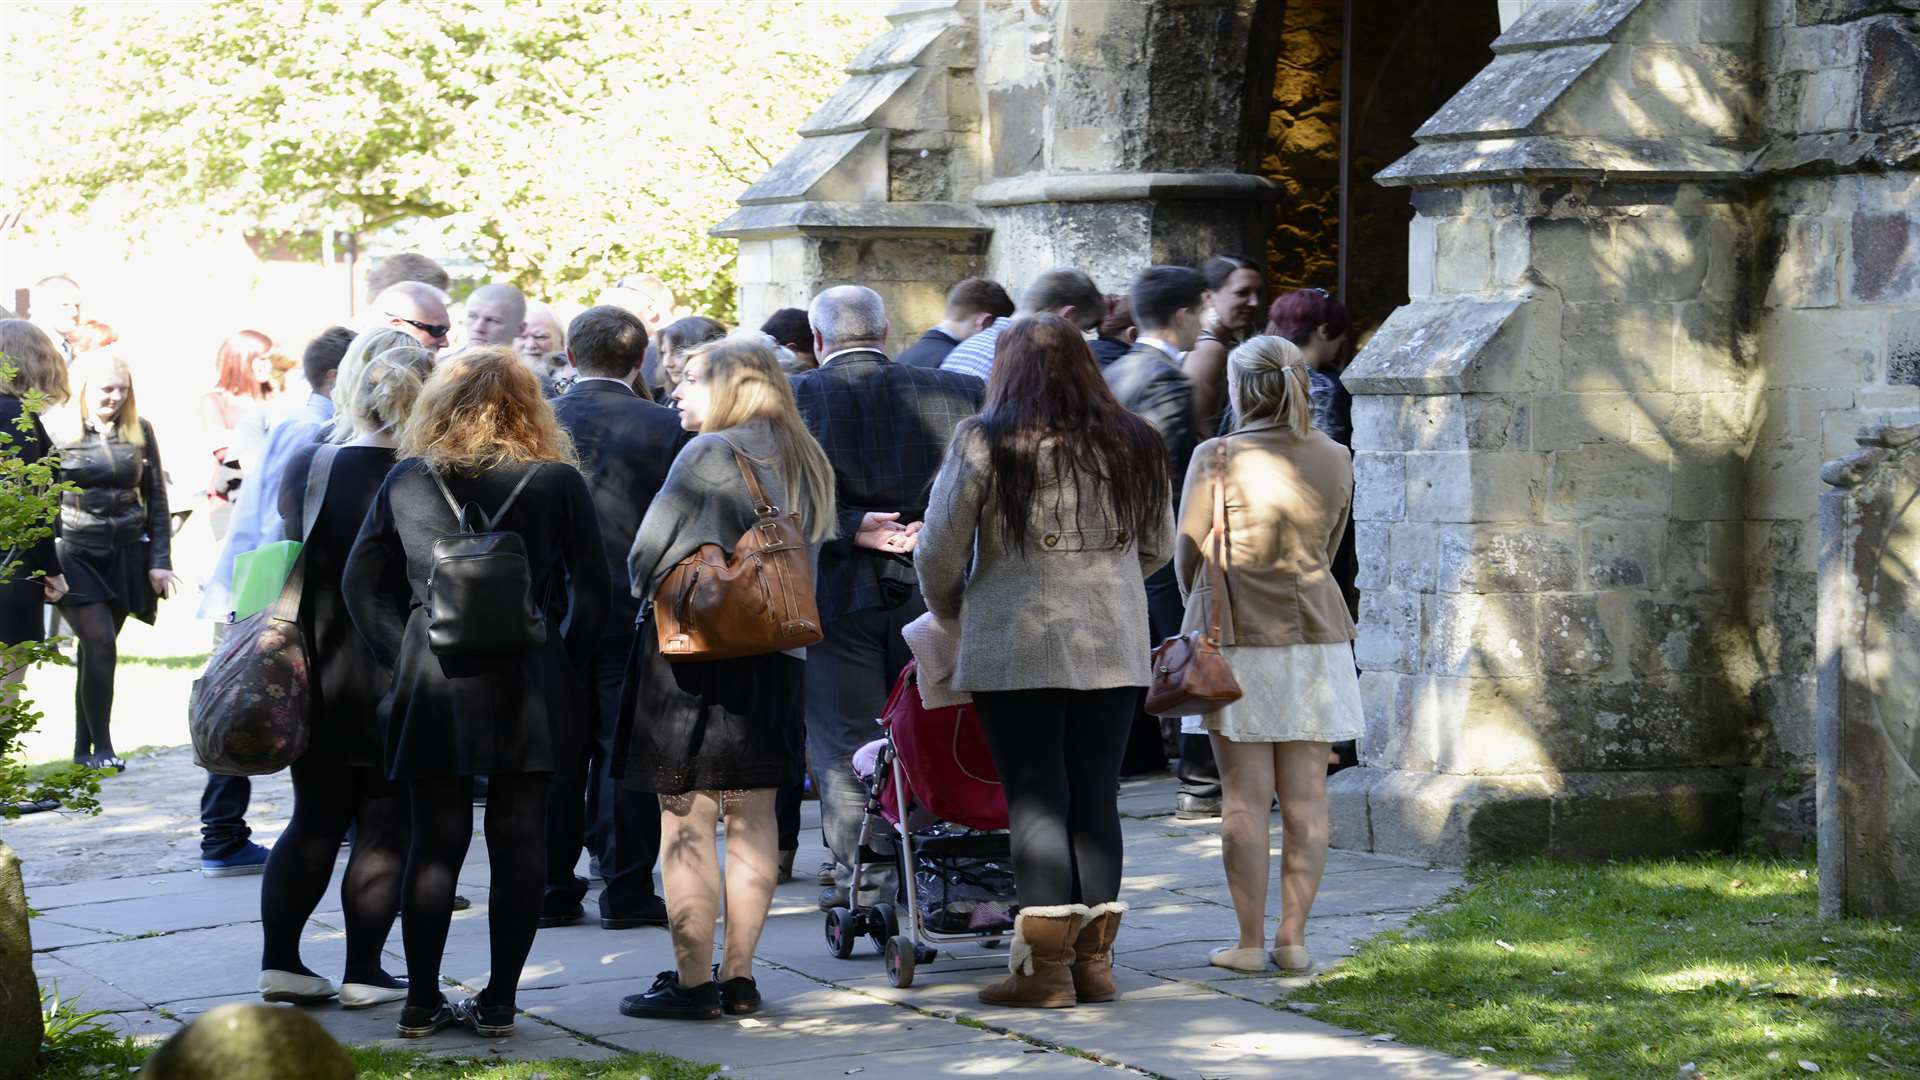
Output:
[879, 662, 1007, 831]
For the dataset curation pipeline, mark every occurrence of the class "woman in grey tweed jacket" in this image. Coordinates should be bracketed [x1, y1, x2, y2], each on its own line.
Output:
[915, 313, 1174, 1010]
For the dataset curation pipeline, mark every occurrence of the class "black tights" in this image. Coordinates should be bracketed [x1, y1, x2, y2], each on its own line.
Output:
[972, 687, 1135, 908]
[65, 603, 125, 762]
[403, 772, 549, 1010]
[259, 760, 408, 984]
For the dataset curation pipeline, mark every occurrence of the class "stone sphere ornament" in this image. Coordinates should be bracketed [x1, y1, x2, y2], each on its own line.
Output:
[141, 1003, 356, 1080]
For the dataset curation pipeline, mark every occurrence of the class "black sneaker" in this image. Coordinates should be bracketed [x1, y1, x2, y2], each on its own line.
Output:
[712, 966, 761, 1016]
[1174, 792, 1222, 820]
[453, 995, 514, 1038]
[619, 971, 721, 1020]
[396, 997, 456, 1038]
[538, 899, 585, 929]
[600, 894, 669, 930]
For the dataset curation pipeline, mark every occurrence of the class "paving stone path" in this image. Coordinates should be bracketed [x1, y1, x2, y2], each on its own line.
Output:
[10, 746, 1521, 1078]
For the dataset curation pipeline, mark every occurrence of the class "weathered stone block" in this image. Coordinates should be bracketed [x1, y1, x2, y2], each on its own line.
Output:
[1583, 520, 1665, 588]
[1528, 218, 1625, 299]
[1631, 599, 1716, 675]
[1538, 593, 1618, 676]
[1752, 573, 1821, 675]
[1389, 522, 1440, 591]
[1667, 519, 1745, 591]
[1849, 211, 1920, 303]
[1889, 310, 1920, 384]
[1747, 517, 1816, 576]
[1671, 444, 1747, 520]
[1797, 66, 1859, 133]
[1620, 215, 1712, 300]
[1494, 0, 1640, 52]
[1755, 309, 1880, 387]
[1435, 216, 1494, 294]
[1548, 675, 1747, 768]
[1353, 394, 1530, 452]
[1534, 392, 1634, 450]
[1548, 442, 1673, 520]
[1547, 770, 1741, 858]
[1353, 452, 1406, 522]
[0, 845, 39, 1075]
[1673, 301, 1751, 392]
[1357, 671, 1439, 772]
[1353, 770, 1558, 864]
[1765, 216, 1840, 309]
[1862, 17, 1920, 132]
[1356, 588, 1420, 675]
[1416, 45, 1611, 139]
[1797, 0, 1911, 25]
[1406, 451, 1544, 523]
[1752, 388, 1859, 446]
[1408, 215, 1439, 298]
[1423, 591, 1539, 677]
[1435, 523, 1580, 592]
[1560, 302, 1674, 391]
[1636, 391, 1750, 445]
[1354, 521, 1391, 591]
[1748, 440, 1826, 520]
[1345, 291, 1561, 396]
[1697, 0, 1758, 44]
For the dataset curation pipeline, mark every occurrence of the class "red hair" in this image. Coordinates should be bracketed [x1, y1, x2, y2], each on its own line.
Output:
[1266, 289, 1351, 347]
[213, 329, 274, 399]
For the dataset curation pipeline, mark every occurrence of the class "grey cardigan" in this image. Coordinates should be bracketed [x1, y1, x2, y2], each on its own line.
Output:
[914, 425, 1175, 693]
[626, 419, 823, 610]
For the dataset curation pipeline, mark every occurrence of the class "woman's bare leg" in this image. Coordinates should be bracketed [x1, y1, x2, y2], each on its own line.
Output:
[659, 792, 722, 987]
[717, 788, 778, 981]
[1273, 740, 1331, 949]
[1209, 733, 1277, 951]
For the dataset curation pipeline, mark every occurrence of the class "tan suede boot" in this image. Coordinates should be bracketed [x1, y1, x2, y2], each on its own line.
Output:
[1069, 901, 1126, 1003]
[977, 905, 1085, 1008]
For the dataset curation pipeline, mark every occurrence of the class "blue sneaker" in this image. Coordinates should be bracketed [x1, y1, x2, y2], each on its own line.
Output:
[201, 842, 270, 877]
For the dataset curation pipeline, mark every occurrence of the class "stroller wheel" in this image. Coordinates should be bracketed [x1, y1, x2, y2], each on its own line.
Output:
[824, 906, 859, 959]
[870, 903, 900, 954]
[885, 934, 916, 988]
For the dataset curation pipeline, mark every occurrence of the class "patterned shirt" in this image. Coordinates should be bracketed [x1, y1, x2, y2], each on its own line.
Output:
[938, 320, 1003, 382]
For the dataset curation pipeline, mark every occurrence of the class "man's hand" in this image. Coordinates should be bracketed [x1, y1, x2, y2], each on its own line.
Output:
[853, 512, 917, 554]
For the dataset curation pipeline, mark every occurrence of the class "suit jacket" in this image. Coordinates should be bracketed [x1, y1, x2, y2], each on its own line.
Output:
[1100, 341, 1197, 489]
[790, 349, 984, 621]
[551, 378, 691, 634]
[895, 327, 960, 369]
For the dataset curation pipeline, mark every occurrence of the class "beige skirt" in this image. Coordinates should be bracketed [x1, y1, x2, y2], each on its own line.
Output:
[1198, 642, 1363, 744]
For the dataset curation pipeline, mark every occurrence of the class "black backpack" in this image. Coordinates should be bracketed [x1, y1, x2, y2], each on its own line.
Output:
[424, 465, 548, 657]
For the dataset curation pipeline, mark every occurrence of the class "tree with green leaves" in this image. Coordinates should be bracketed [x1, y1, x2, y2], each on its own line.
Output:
[4, 0, 884, 319]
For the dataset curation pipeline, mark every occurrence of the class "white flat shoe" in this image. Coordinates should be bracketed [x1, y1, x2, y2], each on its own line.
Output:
[259, 969, 337, 1005]
[1208, 946, 1270, 973]
[339, 982, 409, 1009]
[1271, 945, 1312, 972]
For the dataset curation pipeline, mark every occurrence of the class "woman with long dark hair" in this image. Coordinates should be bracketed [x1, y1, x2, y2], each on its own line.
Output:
[256, 345, 435, 1010]
[914, 314, 1174, 1009]
[47, 351, 176, 771]
[343, 346, 609, 1040]
[1180, 255, 1267, 438]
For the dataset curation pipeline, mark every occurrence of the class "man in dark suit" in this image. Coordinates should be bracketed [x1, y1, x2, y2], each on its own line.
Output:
[791, 285, 985, 910]
[1103, 266, 1221, 817]
[542, 305, 690, 929]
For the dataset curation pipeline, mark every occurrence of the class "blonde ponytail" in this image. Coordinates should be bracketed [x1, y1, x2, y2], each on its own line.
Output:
[1227, 334, 1313, 436]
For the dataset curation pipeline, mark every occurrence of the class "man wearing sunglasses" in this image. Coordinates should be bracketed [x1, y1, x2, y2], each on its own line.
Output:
[372, 281, 452, 353]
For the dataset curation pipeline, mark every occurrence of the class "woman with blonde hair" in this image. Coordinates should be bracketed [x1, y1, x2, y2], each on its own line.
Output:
[1178, 334, 1359, 975]
[344, 345, 609, 1040]
[49, 350, 177, 771]
[327, 328, 419, 444]
[618, 336, 834, 1021]
[0, 321, 70, 650]
[255, 344, 435, 1011]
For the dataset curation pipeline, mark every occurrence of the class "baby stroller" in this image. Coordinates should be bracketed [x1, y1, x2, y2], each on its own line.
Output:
[823, 661, 1014, 987]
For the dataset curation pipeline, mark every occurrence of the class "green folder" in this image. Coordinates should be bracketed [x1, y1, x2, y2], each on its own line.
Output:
[231, 540, 302, 620]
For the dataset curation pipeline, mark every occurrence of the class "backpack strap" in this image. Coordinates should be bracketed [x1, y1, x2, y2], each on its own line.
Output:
[427, 467, 469, 529]
[429, 463, 541, 532]
[485, 465, 541, 530]
[268, 444, 342, 622]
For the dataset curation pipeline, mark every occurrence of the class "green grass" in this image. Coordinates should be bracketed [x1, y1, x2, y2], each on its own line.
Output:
[1288, 856, 1918, 1079]
[41, 1031, 712, 1080]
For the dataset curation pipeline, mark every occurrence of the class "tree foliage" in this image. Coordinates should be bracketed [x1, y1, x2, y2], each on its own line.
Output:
[4, 0, 885, 318]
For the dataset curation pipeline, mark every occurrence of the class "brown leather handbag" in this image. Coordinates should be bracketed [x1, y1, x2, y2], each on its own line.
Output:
[653, 441, 823, 662]
[1145, 441, 1243, 718]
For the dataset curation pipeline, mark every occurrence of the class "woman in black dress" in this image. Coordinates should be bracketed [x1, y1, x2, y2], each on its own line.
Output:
[48, 350, 176, 771]
[617, 337, 835, 1021]
[255, 345, 435, 1010]
[1181, 255, 1267, 439]
[344, 346, 609, 1040]
[0, 321, 70, 655]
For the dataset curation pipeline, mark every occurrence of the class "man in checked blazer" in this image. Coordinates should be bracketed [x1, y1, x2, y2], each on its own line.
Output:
[791, 285, 985, 910]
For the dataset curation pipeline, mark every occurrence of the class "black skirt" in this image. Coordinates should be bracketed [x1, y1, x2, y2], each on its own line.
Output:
[618, 614, 802, 795]
[0, 579, 46, 645]
[55, 539, 158, 624]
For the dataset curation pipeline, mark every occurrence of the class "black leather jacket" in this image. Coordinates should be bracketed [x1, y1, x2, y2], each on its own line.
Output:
[55, 418, 171, 566]
[1100, 341, 1197, 489]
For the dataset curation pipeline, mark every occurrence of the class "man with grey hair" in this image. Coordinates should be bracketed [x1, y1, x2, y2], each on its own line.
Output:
[791, 285, 984, 910]
[463, 283, 527, 348]
[939, 266, 1104, 382]
[372, 281, 452, 353]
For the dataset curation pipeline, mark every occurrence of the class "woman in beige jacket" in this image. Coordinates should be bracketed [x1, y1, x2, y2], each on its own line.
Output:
[1174, 335, 1360, 974]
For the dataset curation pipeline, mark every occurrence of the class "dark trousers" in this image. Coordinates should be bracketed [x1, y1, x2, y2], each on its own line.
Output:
[973, 687, 1136, 908]
[200, 773, 252, 859]
[774, 710, 806, 853]
[803, 596, 924, 888]
[1137, 564, 1219, 797]
[545, 634, 660, 915]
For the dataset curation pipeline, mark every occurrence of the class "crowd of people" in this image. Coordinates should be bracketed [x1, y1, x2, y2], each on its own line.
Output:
[0, 249, 1364, 1033]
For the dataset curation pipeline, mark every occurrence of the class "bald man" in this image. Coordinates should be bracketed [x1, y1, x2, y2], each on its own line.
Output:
[373, 281, 452, 353]
[465, 283, 527, 348]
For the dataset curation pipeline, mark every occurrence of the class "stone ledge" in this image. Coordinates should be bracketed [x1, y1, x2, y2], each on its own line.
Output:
[1343, 290, 1561, 396]
[1490, 0, 1644, 55]
[1331, 767, 1741, 864]
[1415, 45, 1612, 141]
[797, 67, 919, 137]
[970, 171, 1283, 207]
[1377, 136, 1752, 186]
[849, 18, 958, 74]
[711, 200, 991, 240]
[738, 130, 887, 206]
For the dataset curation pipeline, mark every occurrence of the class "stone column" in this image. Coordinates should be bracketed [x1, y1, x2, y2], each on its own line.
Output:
[1330, 0, 1763, 862]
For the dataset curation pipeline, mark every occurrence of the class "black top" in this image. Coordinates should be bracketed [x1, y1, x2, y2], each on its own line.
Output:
[895, 327, 960, 369]
[1, 395, 61, 581]
[1101, 342, 1197, 489]
[550, 379, 690, 635]
[279, 443, 397, 767]
[54, 418, 171, 565]
[1310, 368, 1354, 447]
[790, 349, 983, 620]
[341, 458, 610, 777]
[1089, 337, 1133, 366]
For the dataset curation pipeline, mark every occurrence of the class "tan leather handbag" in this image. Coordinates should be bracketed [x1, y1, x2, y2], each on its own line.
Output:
[1145, 441, 1243, 717]
[654, 442, 823, 662]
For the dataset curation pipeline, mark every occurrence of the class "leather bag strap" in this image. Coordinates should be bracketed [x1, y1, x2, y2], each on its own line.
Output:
[724, 440, 776, 514]
[1205, 440, 1230, 644]
[269, 443, 340, 622]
